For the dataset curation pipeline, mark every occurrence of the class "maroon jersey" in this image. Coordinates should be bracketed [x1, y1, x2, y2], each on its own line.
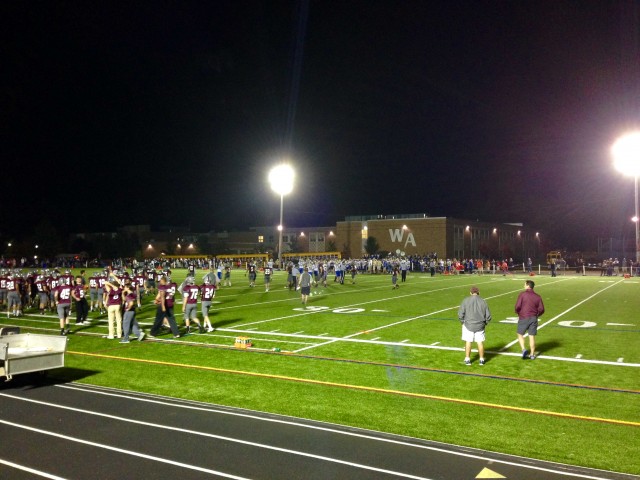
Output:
[0, 275, 7, 289]
[89, 277, 99, 289]
[165, 282, 177, 308]
[55, 284, 72, 305]
[183, 284, 199, 305]
[61, 274, 74, 286]
[134, 274, 145, 288]
[36, 280, 48, 293]
[201, 284, 216, 301]
[106, 286, 123, 306]
[6, 278, 18, 292]
[49, 277, 61, 291]
[72, 284, 86, 300]
[97, 275, 106, 289]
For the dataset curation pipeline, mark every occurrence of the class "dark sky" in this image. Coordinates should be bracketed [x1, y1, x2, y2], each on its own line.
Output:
[2, 0, 639, 249]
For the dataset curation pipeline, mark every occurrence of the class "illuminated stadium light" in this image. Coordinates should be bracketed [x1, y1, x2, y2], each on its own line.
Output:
[269, 163, 295, 268]
[612, 132, 640, 263]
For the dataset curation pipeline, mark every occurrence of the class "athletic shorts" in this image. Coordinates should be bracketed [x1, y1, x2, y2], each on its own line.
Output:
[462, 324, 485, 343]
[7, 292, 21, 307]
[517, 317, 538, 336]
[185, 304, 198, 320]
[301, 286, 311, 295]
[0, 289, 7, 301]
[89, 289, 98, 301]
[264, 275, 270, 283]
[39, 292, 49, 304]
[57, 304, 70, 319]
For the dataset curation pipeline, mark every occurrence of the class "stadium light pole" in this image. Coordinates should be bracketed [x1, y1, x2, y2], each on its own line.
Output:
[269, 164, 295, 269]
[612, 132, 640, 264]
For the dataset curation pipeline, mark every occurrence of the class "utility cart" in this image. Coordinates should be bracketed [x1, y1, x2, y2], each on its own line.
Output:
[0, 329, 68, 382]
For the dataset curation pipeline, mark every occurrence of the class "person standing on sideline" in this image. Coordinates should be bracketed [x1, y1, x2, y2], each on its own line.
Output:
[299, 266, 312, 307]
[263, 263, 272, 292]
[104, 274, 124, 339]
[515, 280, 545, 359]
[149, 276, 181, 338]
[182, 277, 204, 334]
[53, 279, 73, 335]
[458, 286, 491, 365]
[120, 278, 145, 343]
[200, 277, 217, 332]
[71, 275, 90, 325]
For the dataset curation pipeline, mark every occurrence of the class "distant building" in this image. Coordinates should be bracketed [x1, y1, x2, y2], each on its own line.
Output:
[72, 214, 541, 261]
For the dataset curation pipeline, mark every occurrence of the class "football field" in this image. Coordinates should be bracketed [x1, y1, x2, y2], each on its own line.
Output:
[3, 268, 639, 475]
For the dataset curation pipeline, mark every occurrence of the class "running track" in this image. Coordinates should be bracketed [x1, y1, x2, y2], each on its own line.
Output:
[0, 375, 636, 479]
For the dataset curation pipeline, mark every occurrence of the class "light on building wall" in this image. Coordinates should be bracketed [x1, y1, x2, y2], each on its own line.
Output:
[329, 231, 334, 236]
[517, 230, 521, 236]
[300, 232, 305, 237]
[177, 243, 181, 249]
[402, 225, 408, 230]
[188, 244, 194, 249]
[536, 232, 539, 237]
[147, 244, 153, 249]
[493, 228, 497, 234]
[465, 226, 470, 231]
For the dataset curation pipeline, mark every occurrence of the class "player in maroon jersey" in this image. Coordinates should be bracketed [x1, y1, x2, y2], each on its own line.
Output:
[0, 269, 7, 310]
[6, 273, 22, 317]
[35, 273, 49, 314]
[54, 281, 73, 335]
[200, 277, 217, 332]
[181, 277, 203, 334]
[149, 276, 180, 338]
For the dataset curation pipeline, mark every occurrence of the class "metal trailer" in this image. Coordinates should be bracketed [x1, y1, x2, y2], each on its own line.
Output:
[0, 332, 68, 382]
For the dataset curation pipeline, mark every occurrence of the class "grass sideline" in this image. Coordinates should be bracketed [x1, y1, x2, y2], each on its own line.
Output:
[2, 267, 639, 474]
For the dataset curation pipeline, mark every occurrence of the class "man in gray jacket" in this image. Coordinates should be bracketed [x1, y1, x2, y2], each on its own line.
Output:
[458, 286, 492, 365]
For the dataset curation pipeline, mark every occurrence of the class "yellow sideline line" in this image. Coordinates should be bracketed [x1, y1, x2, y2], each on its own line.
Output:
[67, 350, 640, 428]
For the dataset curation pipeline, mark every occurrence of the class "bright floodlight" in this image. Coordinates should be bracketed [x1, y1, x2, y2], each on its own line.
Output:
[269, 164, 295, 195]
[612, 132, 640, 177]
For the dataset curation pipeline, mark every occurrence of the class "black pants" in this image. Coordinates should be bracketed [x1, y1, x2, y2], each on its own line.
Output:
[150, 305, 180, 336]
[75, 298, 89, 323]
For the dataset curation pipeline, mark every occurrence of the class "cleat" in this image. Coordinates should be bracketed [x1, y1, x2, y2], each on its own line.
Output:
[522, 349, 529, 359]
[479, 359, 485, 365]
[464, 359, 471, 366]
[138, 332, 146, 341]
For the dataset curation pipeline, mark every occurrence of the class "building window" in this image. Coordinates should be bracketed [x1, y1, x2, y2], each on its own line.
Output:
[258, 235, 264, 243]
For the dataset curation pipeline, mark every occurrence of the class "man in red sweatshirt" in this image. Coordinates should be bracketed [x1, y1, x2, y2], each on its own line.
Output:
[515, 280, 545, 360]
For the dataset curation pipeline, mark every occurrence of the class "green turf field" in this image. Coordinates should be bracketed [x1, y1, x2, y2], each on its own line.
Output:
[2, 268, 639, 474]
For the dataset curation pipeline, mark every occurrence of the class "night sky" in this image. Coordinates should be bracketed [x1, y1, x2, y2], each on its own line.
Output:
[2, 1, 639, 250]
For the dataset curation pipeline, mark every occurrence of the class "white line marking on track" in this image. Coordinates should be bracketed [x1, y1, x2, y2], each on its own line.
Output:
[400, 339, 410, 343]
[0, 394, 435, 480]
[50, 384, 622, 480]
[575, 354, 582, 359]
[617, 358, 624, 363]
[607, 323, 635, 326]
[430, 342, 440, 346]
[0, 458, 68, 480]
[0, 418, 251, 480]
